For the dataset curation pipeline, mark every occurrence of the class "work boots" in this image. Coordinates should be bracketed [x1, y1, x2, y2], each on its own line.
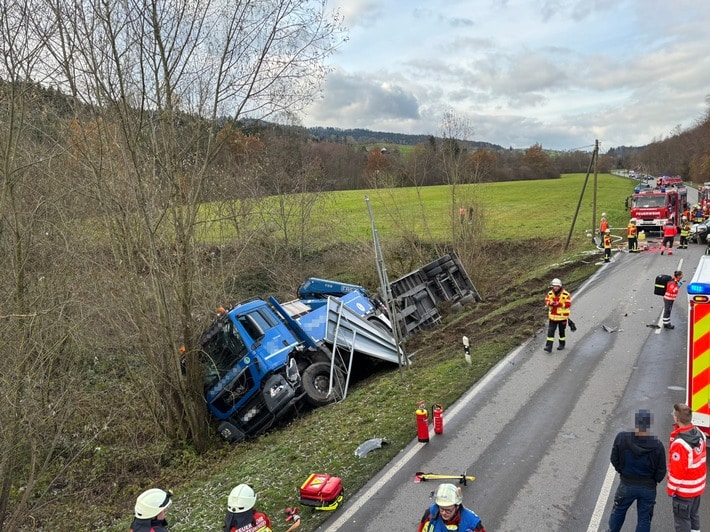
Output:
[664, 323, 675, 329]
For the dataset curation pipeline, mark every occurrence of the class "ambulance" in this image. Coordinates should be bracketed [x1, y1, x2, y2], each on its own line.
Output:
[686, 255, 710, 433]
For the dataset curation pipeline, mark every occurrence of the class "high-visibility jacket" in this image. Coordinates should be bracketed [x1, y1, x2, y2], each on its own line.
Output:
[545, 289, 571, 321]
[663, 224, 677, 238]
[667, 424, 707, 498]
[627, 224, 637, 238]
[418, 504, 485, 532]
[664, 278, 682, 301]
[603, 234, 612, 249]
[681, 223, 691, 237]
[599, 219, 609, 234]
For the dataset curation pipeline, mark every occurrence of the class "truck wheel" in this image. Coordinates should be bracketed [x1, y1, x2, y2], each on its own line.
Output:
[302, 362, 345, 407]
[368, 317, 392, 334]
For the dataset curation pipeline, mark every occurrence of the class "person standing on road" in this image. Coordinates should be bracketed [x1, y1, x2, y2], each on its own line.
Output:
[417, 483, 486, 532]
[667, 403, 707, 532]
[627, 218, 639, 253]
[544, 278, 572, 352]
[662, 271, 683, 330]
[224, 484, 272, 532]
[129, 488, 172, 532]
[606, 409, 666, 532]
[661, 219, 677, 255]
[679, 216, 691, 249]
[604, 231, 612, 262]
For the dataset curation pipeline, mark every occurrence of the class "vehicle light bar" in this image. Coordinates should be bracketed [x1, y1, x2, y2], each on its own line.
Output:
[688, 282, 710, 296]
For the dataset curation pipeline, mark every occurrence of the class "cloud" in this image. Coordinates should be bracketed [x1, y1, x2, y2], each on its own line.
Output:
[307, 0, 710, 150]
[305, 70, 421, 127]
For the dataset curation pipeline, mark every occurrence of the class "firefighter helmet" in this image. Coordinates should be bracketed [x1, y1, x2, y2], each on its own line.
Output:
[434, 483, 463, 506]
[135, 488, 172, 519]
[550, 278, 562, 287]
[228, 484, 257, 513]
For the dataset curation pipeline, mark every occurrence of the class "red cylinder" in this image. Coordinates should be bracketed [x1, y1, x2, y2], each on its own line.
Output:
[416, 401, 429, 443]
[433, 404, 444, 435]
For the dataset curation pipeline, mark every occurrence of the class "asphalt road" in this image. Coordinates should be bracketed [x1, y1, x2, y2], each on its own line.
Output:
[318, 223, 707, 530]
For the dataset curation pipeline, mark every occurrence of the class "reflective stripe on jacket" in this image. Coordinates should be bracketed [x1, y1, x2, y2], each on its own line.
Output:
[667, 425, 707, 498]
[545, 289, 571, 321]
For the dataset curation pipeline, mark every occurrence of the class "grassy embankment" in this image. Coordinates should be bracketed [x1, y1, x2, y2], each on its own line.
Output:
[99, 173, 634, 531]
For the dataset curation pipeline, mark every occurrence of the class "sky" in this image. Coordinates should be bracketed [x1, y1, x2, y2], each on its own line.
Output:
[299, 0, 710, 151]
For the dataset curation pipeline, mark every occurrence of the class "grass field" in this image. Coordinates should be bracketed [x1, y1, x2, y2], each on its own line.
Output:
[198, 173, 636, 248]
[98, 173, 633, 531]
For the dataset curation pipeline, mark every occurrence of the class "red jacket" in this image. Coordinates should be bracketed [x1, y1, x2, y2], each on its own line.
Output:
[663, 224, 677, 238]
[664, 278, 681, 301]
[667, 424, 707, 498]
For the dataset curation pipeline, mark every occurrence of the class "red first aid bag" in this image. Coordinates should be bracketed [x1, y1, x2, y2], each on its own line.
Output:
[299, 473, 344, 510]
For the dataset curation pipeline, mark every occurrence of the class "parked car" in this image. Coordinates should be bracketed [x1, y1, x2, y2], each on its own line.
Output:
[691, 219, 710, 244]
[634, 182, 652, 194]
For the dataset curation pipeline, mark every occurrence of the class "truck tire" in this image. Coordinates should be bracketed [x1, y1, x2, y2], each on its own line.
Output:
[302, 362, 345, 407]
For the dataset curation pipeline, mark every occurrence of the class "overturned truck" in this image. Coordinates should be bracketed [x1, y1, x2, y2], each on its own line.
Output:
[197, 252, 479, 442]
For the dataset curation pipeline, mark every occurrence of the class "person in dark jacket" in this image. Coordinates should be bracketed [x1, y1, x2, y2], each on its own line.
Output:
[606, 410, 666, 532]
[129, 488, 172, 532]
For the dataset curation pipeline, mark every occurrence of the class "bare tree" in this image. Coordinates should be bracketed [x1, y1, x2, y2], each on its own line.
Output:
[0, 0, 95, 527]
[39, 0, 345, 451]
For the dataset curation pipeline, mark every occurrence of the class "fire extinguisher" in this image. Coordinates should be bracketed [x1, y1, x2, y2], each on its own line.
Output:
[416, 401, 429, 443]
[433, 404, 444, 435]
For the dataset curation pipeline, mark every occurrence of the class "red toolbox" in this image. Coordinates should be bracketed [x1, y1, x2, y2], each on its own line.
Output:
[299, 473, 344, 510]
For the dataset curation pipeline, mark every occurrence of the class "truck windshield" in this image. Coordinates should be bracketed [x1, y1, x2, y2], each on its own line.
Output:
[200, 321, 248, 389]
[632, 196, 666, 208]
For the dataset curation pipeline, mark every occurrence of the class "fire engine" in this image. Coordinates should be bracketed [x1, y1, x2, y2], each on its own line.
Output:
[628, 185, 688, 232]
[698, 182, 710, 212]
[686, 255, 710, 434]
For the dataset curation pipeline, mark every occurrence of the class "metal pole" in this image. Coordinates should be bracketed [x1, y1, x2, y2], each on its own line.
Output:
[365, 196, 408, 368]
[564, 142, 599, 251]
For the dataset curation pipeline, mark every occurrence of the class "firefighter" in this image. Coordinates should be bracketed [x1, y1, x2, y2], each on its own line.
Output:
[129, 488, 172, 532]
[417, 483, 486, 532]
[224, 484, 272, 532]
[679, 216, 691, 249]
[660, 219, 677, 255]
[543, 278, 572, 352]
[599, 213, 609, 235]
[693, 204, 705, 223]
[627, 218, 638, 253]
[603, 231, 612, 262]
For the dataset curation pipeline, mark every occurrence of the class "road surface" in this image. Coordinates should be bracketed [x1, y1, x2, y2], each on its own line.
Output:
[319, 225, 706, 530]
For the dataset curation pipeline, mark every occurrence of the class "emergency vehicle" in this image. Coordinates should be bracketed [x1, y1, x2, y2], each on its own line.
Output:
[628, 185, 687, 232]
[686, 255, 710, 434]
[698, 182, 710, 212]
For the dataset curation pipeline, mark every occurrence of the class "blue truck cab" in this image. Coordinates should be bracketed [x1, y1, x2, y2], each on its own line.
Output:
[198, 292, 403, 443]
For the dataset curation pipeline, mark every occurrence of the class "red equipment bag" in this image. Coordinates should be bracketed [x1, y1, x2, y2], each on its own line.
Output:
[299, 473, 344, 510]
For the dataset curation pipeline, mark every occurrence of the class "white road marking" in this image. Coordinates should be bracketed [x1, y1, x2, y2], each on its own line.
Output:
[586, 464, 617, 531]
[322, 342, 530, 531]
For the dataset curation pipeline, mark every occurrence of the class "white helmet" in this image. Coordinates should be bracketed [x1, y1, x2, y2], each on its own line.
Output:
[228, 484, 257, 513]
[434, 483, 463, 506]
[601, 212, 607, 218]
[550, 278, 562, 287]
[135, 488, 172, 519]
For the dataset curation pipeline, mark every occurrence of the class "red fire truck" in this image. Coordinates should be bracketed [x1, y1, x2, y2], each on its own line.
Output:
[686, 255, 710, 433]
[628, 185, 688, 232]
[698, 182, 710, 212]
